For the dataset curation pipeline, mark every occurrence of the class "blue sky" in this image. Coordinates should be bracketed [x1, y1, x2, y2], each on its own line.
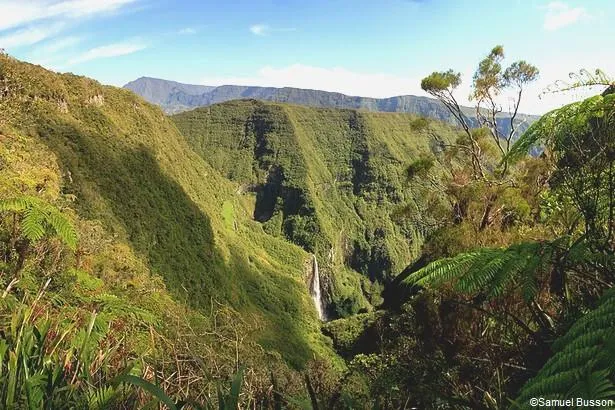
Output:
[0, 0, 613, 114]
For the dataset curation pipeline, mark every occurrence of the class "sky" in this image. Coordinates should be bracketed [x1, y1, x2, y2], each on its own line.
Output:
[0, 0, 613, 114]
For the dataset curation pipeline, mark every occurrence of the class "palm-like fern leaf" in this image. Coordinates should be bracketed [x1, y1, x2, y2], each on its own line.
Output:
[507, 94, 614, 163]
[516, 288, 615, 406]
[567, 367, 615, 401]
[0, 196, 77, 250]
[404, 236, 596, 304]
[22, 206, 46, 243]
[45, 207, 78, 249]
[404, 241, 557, 302]
[488, 246, 535, 299]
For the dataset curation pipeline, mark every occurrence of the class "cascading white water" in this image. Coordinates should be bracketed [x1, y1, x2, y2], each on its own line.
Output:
[310, 254, 327, 321]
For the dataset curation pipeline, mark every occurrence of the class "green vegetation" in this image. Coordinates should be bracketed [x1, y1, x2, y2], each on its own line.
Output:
[123, 77, 539, 136]
[173, 100, 459, 317]
[389, 67, 614, 407]
[0, 296, 132, 409]
[0, 54, 333, 367]
[0, 196, 77, 250]
[1, 47, 614, 409]
[0, 54, 339, 407]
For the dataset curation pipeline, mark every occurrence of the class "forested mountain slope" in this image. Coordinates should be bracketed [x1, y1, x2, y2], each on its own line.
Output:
[0, 54, 333, 368]
[173, 101, 458, 317]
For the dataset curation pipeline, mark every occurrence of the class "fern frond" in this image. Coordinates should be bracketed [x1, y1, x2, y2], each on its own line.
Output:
[45, 207, 78, 250]
[0, 196, 38, 212]
[0, 196, 78, 249]
[404, 240, 558, 303]
[455, 249, 504, 293]
[506, 111, 554, 162]
[21, 206, 45, 242]
[507, 93, 613, 163]
[566, 366, 615, 404]
[519, 247, 546, 302]
[487, 245, 534, 298]
[405, 252, 479, 287]
[517, 288, 615, 403]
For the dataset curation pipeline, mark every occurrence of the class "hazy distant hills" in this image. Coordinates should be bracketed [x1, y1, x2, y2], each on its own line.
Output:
[122, 77, 216, 107]
[123, 77, 539, 134]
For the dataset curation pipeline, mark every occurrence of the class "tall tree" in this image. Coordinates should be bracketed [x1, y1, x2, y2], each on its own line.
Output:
[421, 45, 539, 177]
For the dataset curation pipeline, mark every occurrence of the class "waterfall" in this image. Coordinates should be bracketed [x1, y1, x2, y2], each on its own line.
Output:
[310, 254, 327, 321]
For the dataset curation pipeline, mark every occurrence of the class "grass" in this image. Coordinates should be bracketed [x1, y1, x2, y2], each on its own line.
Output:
[221, 200, 235, 230]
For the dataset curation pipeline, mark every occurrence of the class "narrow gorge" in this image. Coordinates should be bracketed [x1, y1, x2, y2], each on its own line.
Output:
[172, 100, 457, 319]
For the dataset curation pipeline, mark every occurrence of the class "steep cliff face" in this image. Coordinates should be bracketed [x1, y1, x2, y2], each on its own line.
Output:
[173, 100, 457, 318]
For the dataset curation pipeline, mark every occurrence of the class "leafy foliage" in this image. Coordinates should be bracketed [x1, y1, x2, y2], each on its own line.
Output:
[421, 69, 462, 93]
[422, 45, 539, 179]
[515, 288, 615, 406]
[0, 54, 338, 407]
[406, 156, 434, 179]
[508, 93, 614, 164]
[505, 85, 615, 408]
[0, 53, 332, 369]
[173, 100, 458, 317]
[0, 293, 135, 409]
[401, 234, 608, 305]
[404, 240, 554, 301]
[5, 48, 615, 409]
[0, 196, 77, 250]
[508, 88, 614, 262]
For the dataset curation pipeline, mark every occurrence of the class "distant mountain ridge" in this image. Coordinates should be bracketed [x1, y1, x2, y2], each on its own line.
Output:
[123, 77, 539, 134]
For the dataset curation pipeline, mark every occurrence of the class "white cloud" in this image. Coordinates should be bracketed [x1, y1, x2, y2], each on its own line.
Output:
[38, 36, 81, 53]
[249, 24, 295, 36]
[543, 2, 589, 31]
[198, 61, 615, 116]
[0, 0, 139, 31]
[0, 23, 65, 48]
[68, 40, 146, 65]
[178, 27, 196, 35]
[24, 35, 81, 69]
[48, 0, 138, 18]
[201, 64, 424, 98]
[249, 24, 269, 36]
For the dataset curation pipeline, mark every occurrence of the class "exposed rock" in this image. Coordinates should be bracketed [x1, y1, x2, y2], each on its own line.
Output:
[57, 99, 68, 113]
[87, 94, 105, 106]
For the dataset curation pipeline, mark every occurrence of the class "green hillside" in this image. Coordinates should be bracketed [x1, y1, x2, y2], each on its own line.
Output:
[2, 51, 614, 409]
[123, 77, 540, 140]
[173, 100, 457, 317]
[0, 55, 333, 369]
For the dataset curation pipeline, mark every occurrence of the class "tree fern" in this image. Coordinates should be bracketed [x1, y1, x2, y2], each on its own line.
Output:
[506, 94, 613, 164]
[403, 240, 566, 302]
[507, 91, 615, 254]
[0, 196, 77, 250]
[514, 289, 615, 406]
